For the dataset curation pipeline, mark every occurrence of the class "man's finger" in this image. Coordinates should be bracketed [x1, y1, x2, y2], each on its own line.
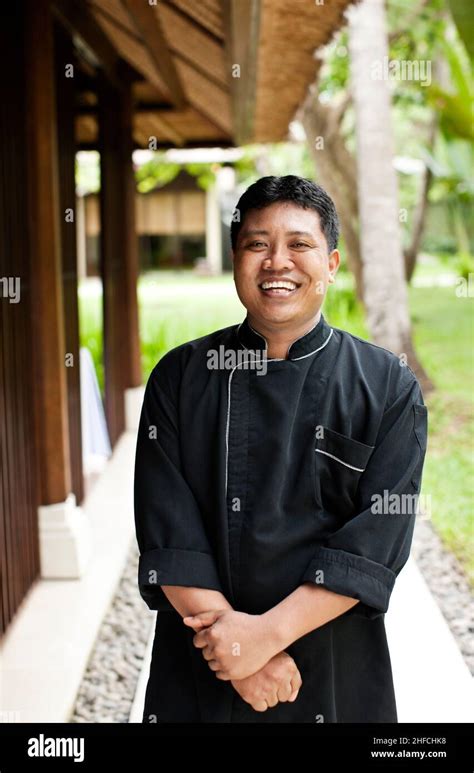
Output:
[266, 693, 279, 708]
[182, 609, 224, 628]
[200, 645, 214, 662]
[252, 700, 268, 712]
[192, 631, 209, 648]
[288, 672, 302, 701]
[277, 681, 293, 702]
[183, 621, 205, 632]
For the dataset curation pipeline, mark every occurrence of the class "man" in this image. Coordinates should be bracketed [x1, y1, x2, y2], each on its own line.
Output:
[134, 175, 428, 723]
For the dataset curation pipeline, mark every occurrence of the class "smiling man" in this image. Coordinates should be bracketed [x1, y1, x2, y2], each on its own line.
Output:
[134, 175, 428, 723]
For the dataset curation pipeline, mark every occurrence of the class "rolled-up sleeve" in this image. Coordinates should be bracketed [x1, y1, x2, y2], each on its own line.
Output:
[134, 361, 223, 611]
[302, 373, 428, 619]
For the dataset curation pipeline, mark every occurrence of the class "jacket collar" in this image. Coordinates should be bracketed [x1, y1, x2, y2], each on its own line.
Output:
[237, 313, 333, 361]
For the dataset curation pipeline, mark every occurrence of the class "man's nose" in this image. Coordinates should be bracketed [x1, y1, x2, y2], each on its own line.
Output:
[262, 247, 294, 271]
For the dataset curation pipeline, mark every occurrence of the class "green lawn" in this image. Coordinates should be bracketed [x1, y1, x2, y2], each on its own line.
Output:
[79, 272, 473, 584]
[409, 285, 474, 583]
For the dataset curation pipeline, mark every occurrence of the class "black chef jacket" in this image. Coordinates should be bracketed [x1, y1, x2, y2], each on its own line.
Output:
[134, 313, 428, 723]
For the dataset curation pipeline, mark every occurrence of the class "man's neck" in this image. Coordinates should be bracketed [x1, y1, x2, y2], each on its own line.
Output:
[248, 311, 321, 360]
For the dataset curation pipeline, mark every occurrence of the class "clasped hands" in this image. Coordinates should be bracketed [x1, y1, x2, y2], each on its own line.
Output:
[183, 609, 302, 712]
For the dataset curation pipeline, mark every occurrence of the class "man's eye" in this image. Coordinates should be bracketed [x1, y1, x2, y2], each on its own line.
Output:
[291, 242, 309, 248]
[248, 241, 266, 248]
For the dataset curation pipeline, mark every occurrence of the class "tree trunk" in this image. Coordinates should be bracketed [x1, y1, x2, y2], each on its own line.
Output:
[301, 89, 364, 301]
[404, 117, 437, 282]
[348, 0, 433, 392]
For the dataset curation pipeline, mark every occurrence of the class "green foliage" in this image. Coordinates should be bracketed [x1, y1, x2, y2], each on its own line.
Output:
[447, 0, 474, 59]
[313, 0, 473, 257]
[453, 251, 474, 279]
[78, 286, 104, 394]
[134, 154, 221, 194]
[135, 157, 180, 193]
[184, 163, 218, 190]
[425, 34, 474, 141]
[428, 136, 474, 202]
[233, 144, 314, 188]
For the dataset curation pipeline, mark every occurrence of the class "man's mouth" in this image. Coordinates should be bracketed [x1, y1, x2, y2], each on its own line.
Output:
[258, 280, 300, 297]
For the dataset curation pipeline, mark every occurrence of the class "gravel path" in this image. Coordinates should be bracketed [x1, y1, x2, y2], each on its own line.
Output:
[70, 540, 154, 723]
[70, 522, 473, 722]
[411, 518, 473, 674]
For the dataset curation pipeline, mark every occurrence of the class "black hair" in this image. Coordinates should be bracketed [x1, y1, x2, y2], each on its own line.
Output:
[230, 175, 340, 253]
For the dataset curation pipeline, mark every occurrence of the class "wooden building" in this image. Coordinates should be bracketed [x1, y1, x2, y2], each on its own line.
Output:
[0, 0, 352, 635]
[83, 169, 211, 273]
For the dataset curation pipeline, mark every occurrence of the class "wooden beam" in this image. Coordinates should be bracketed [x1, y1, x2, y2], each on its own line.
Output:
[220, 0, 260, 145]
[167, 0, 224, 42]
[78, 101, 175, 115]
[122, 0, 187, 109]
[52, 0, 122, 88]
[79, 138, 234, 151]
[144, 113, 186, 147]
[175, 57, 232, 134]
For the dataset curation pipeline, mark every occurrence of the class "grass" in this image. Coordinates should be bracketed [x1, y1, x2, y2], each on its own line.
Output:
[79, 271, 473, 584]
[409, 285, 474, 583]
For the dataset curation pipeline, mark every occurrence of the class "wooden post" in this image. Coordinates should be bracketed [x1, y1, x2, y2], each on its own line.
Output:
[25, 0, 72, 506]
[0, 0, 40, 633]
[55, 22, 84, 504]
[23, 0, 89, 579]
[99, 74, 142, 446]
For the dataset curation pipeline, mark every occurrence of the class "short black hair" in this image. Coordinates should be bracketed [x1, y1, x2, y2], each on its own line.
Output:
[230, 175, 340, 253]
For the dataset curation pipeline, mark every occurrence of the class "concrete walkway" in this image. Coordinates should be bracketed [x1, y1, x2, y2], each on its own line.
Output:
[386, 557, 473, 722]
[0, 432, 138, 723]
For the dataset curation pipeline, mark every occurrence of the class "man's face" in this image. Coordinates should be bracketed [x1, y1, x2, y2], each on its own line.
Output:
[232, 201, 340, 330]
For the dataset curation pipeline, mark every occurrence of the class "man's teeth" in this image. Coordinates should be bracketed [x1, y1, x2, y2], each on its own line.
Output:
[261, 281, 297, 291]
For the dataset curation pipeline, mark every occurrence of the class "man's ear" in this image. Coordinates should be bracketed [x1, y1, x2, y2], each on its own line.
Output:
[328, 249, 340, 284]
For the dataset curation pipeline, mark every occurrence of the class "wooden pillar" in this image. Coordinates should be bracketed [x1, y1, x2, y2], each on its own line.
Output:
[25, 0, 72, 506]
[0, 0, 40, 634]
[55, 22, 84, 505]
[99, 74, 141, 446]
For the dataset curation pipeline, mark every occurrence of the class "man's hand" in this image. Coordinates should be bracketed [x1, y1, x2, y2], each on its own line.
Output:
[231, 651, 302, 712]
[183, 609, 279, 680]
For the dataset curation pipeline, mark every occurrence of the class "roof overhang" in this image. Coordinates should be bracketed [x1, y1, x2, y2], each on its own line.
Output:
[52, 0, 354, 149]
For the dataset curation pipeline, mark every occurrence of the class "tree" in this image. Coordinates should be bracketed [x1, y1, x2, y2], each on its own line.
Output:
[301, 90, 364, 301]
[347, 0, 432, 390]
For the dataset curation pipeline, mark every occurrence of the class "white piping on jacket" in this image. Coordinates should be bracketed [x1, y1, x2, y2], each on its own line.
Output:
[243, 322, 334, 362]
[291, 328, 334, 360]
[226, 326, 335, 496]
[315, 448, 366, 473]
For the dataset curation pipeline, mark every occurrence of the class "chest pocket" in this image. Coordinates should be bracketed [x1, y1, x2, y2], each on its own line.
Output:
[313, 426, 375, 521]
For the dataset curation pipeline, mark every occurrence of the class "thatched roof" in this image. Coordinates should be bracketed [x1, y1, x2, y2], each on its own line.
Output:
[69, 0, 354, 149]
